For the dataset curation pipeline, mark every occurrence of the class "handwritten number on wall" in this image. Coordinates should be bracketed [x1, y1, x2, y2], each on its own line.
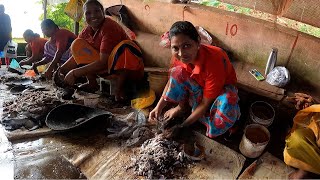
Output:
[226, 23, 238, 37]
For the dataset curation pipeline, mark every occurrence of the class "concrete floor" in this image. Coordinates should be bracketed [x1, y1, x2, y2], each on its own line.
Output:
[0, 64, 297, 179]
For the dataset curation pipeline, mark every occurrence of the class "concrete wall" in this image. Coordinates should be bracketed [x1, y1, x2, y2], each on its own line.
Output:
[102, 0, 320, 92]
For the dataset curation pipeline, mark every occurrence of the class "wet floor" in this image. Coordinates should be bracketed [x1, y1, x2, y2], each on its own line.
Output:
[0, 65, 296, 179]
[0, 66, 86, 179]
[0, 125, 14, 180]
[12, 136, 87, 179]
[0, 124, 90, 179]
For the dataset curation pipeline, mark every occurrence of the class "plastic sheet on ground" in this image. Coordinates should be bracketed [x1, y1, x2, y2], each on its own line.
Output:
[65, 131, 246, 179]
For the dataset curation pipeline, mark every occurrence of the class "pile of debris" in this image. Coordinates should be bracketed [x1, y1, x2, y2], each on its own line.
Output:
[128, 135, 186, 179]
[2, 91, 65, 130]
[286, 92, 316, 110]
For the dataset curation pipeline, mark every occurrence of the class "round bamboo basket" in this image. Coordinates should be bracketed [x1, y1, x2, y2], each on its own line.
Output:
[147, 72, 168, 97]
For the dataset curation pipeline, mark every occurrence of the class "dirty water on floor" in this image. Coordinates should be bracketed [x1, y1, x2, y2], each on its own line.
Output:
[0, 126, 89, 179]
[0, 66, 86, 179]
[12, 134, 89, 179]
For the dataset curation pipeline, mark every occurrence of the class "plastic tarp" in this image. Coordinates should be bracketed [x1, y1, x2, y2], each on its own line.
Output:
[65, 131, 246, 179]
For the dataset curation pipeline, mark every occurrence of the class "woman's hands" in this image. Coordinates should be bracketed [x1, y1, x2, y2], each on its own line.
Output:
[19, 60, 27, 67]
[163, 105, 182, 121]
[149, 106, 163, 123]
[44, 64, 55, 80]
[64, 70, 77, 86]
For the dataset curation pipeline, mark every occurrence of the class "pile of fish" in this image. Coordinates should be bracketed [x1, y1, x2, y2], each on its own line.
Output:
[2, 91, 64, 130]
[107, 110, 155, 147]
[127, 135, 186, 179]
[0, 73, 21, 83]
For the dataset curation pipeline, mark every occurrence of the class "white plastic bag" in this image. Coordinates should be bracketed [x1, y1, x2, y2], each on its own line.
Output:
[266, 66, 290, 87]
[196, 26, 212, 45]
[4, 40, 18, 58]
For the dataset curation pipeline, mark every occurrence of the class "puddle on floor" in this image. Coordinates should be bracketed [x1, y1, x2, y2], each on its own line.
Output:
[0, 127, 88, 179]
[14, 154, 86, 179]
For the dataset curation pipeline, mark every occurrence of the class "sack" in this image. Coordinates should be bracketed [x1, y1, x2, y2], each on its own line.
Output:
[105, 5, 132, 29]
[4, 40, 18, 58]
[64, 0, 84, 22]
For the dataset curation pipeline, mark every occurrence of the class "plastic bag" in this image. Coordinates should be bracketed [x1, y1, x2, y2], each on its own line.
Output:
[8, 59, 25, 74]
[196, 26, 212, 45]
[4, 40, 18, 58]
[159, 31, 170, 48]
[37, 65, 47, 73]
[266, 66, 290, 87]
[24, 70, 37, 77]
[64, 0, 84, 22]
[131, 89, 156, 109]
[0, 51, 4, 58]
[9, 58, 20, 69]
[105, 5, 132, 29]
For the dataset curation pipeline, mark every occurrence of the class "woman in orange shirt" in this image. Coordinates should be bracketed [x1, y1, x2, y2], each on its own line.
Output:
[149, 21, 240, 138]
[19, 29, 47, 66]
[33, 19, 77, 79]
[56, 0, 144, 101]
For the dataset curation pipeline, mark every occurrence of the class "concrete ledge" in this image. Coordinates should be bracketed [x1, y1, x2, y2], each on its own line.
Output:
[233, 61, 285, 101]
[135, 31, 285, 101]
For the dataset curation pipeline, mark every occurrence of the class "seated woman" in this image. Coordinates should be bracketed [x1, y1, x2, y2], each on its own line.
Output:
[19, 29, 47, 66]
[149, 21, 240, 138]
[284, 104, 320, 179]
[33, 19, 77, 78]
[57, 0, 144, 101]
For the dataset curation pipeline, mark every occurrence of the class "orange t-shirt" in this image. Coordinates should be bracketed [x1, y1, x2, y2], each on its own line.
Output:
[29, 37, 47, 56]
[78, 17, 129, 54]
[172, 45, 237, 99]
[50, 28, 77, 52]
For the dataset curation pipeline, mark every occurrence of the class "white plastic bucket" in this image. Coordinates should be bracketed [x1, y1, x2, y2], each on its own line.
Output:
[84, 94, 100, 108]
[249, 101, 275, 127]
[239, 124, 270, 158]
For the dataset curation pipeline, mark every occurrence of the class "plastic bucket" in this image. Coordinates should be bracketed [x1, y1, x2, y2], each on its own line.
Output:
[249, 101, 275, 127]
[84, 94, 100, 108]
[239, 124, 270, 158]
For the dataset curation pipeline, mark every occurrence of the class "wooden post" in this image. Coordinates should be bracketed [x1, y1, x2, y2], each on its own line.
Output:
[74, 21, 80, 35]
[43, 0, 48, 20]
